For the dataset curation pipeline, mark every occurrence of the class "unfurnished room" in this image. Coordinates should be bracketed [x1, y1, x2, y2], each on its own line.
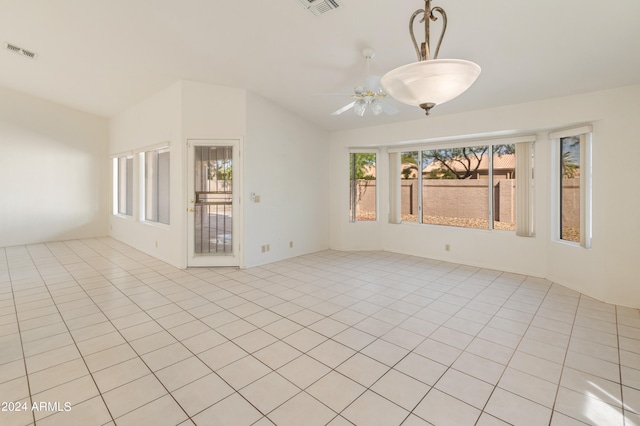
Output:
[1, 0, 640, 425]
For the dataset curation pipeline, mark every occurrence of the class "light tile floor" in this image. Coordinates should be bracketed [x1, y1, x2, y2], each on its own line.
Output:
[0, 238, 639, 425]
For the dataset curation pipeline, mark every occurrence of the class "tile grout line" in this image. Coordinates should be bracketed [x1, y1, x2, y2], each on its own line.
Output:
[406, 270, 549, 425]
[616, 305, 627, 426]
[29, 242, 173, 421]
[305, 266, 528, 424]
[21, 243, 117, 425]
[55, 239, 215, 423]
[62, 238, 300, 424]
[282, 260, 549, 424]
[548, 291, 582, 425]
[4, 246, 38, 426]
[3, 238, 638, 426]
[161, 250, 437, 423]
[254, 261, 475, 422]
[66, 239, 293, 424]
[470, 278, 557, 425]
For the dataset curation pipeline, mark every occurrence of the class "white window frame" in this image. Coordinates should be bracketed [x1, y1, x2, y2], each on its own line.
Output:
[141, 146, 170, 225]
[389, 135, 535, 233]
[550, 125, 592, 248]
[113, 154, 134, 217]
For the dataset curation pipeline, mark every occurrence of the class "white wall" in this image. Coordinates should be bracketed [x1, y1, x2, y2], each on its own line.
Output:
[244, 92, 330, 267]
[110, 81, 329, 267]
[109, 80, 249, 268]
[180, 80, 247, 267]
[109, 80, 330, 269]
[0, 86, 109, 247]
[109, 82, 183, 266]
[329, 84, 640, 308]
[181, 81, 246, 141]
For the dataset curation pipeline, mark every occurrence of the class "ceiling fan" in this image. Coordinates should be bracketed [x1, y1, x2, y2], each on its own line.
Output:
[323, 48, 399, 117]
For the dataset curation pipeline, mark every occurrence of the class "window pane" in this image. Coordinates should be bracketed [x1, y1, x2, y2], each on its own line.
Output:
[125, 157, 133, 216]
[400, 152, 419, 222]
[157, 151, 170, 224]
[349, 153, 376, 221]
[145, 151, 158, 222]
[560, 136, 580, 242]
[144, 149, 170, 225]
[117, 157, 126, 215]
[117, 156, 133, 216]
[493, 144, 516, 231]
[422, 146, 489, 229]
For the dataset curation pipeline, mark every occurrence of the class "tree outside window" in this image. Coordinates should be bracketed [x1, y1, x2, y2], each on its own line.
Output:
[349, 153, 376, 221]
[399, 144, 517, 230]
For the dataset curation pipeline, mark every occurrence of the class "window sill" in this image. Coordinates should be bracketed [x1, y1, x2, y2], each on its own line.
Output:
[142, 221, 171, 230]
[553, 238, 590, 249]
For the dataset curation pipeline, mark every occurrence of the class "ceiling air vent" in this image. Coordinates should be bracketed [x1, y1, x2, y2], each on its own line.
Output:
[5, 42, 38, 59]
[298, 0, 342, 16]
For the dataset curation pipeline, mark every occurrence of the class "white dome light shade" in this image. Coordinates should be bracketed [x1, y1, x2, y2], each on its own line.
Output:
[381, 59, 481, 115]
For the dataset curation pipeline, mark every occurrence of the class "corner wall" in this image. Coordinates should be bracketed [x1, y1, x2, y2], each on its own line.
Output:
[109, 82, 184, 266]
[329, 84, 640, 308]
[244, 92, 330, 267]
[109, 80, 330, 270]
[109, 80, 248, 268]
[0, 86, 109, 247]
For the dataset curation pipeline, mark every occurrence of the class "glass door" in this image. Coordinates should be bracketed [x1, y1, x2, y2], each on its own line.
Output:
[187, 140, 240, 267]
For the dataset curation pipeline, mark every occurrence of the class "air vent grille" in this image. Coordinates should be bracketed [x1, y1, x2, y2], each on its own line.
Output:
[21, 49, 36, 59]
[5, 42, 38, 59]
[297, 0, 342, 16]
[6, 43, 20, 53]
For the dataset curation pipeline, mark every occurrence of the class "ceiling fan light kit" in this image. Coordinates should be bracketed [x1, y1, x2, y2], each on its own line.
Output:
[370, 98, 384, 115]
[381, 0, 481, 115]
[354, 99, 367, 116]
[327, 49, 399, 117]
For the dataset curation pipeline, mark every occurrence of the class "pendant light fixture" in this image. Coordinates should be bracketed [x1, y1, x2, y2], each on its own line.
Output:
[381, 0, 481, 115]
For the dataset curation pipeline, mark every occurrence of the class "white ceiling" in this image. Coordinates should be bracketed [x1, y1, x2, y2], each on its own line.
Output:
[2, 0, 639, 132]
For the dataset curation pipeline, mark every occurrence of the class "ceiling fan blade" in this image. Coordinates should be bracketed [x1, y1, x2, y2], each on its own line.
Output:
[331, 101, 356, 116]
[383, 102, 400, 116]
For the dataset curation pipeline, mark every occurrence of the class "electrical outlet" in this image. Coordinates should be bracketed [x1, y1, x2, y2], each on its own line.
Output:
[289, 241, 293, 248]
[261, 245, 266, 253]
[445, 244, 451, 252]
[266, 244, 270, 252]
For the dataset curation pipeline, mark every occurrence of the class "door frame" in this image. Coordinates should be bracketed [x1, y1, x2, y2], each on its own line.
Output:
[186, 139, 242, 267]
